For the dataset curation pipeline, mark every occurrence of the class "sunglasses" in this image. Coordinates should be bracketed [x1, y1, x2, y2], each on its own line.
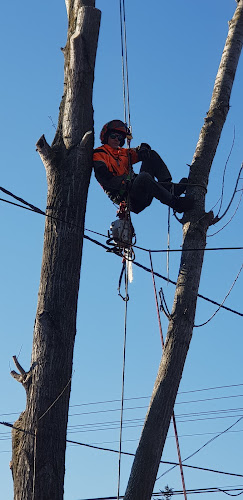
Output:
[109, 133, 125, 141]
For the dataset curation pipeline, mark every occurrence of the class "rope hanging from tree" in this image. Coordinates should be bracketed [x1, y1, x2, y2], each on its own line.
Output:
[116, 1, 133, 498]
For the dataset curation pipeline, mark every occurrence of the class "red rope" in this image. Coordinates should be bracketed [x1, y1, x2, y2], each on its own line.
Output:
[149, 251, 187, 500]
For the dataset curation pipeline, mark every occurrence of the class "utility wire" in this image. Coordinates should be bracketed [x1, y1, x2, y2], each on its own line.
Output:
[67, 402, 243, 419]
[2, 383, 243, 417]
[216, 126, 235, 217]
[1, 424, 243, 445]
[194, 263, 243, 327]
[1, 187, 243, 257]
[2, 424, 243, 442]
[132, 259, 243, 317]
[0, 187, 242, 320]
[156, 415, 243, 481]
[214, 163, 243, 224]
[75, 489, 243, 500]
[208, 189, 243, 238]
[1, 421, 243, 480]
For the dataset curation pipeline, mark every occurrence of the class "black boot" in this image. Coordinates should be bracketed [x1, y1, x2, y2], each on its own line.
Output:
[159, 177, 188, 196]
[170, 195, 194, 213]
[173, 177, 188, 196]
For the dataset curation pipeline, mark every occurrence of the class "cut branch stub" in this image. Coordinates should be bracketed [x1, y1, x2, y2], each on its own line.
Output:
[36, 135, 54, 173]
[10, 356, 36, 390]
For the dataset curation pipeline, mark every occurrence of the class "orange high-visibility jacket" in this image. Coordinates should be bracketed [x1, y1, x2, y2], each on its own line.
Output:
[93, 144, 139, 202]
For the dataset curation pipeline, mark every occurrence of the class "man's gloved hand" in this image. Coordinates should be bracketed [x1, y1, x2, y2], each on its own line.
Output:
[119, 171, 135, 195]
[137, 143, 151, 161]
[125, 171, 136, 191]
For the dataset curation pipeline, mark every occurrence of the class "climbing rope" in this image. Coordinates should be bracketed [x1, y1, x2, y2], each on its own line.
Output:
[159, 287, 172, 321]
[117, 262, 129, 500]
[167, 206, 171, 282]
[117, 2, 133, 498]
[118, 258, 130, 301]
[119, 0, 131, 129]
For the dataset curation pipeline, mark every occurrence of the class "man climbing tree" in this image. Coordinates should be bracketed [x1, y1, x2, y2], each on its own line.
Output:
[94, 119, 193, 213]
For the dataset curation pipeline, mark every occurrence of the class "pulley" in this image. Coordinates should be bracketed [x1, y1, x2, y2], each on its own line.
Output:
[106, 201, 136, 258]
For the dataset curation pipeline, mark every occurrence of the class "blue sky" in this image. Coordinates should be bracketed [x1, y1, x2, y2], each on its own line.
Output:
[1, 1, 243, 499]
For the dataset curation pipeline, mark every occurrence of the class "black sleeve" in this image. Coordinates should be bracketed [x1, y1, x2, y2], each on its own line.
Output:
[94, 160, 127, 192]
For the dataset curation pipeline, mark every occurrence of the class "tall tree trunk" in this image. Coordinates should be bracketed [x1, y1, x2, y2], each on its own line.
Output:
[10, 2, 100, 499]
[124, 2, 243, 499]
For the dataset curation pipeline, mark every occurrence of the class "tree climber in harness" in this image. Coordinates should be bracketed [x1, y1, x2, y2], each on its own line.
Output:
[93, 120, 194, 214]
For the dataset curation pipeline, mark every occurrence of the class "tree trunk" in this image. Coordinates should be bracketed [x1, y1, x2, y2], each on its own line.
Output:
[10, 2, 100, 499]
[124, 2, 243, 499]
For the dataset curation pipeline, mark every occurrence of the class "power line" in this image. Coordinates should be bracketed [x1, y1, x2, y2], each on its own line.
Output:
[1, 420, 243, 480]
[1, 425, 243, 443]
[132, 259, 243, 317]
[68, 383, 243, 408]
[156, 415, 243, 481]
[194, 263, 243, 327]
[2, 383, 243, 418]
[65, 439, 243, 480]
[1, 192, 242, 254]
[66, 411, 243, 431]
[75, 488, 243, 500]
[0, 187, 242, 317]
[67, 400, 243, 418]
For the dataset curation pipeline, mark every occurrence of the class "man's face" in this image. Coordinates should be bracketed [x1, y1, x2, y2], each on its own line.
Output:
[107, 132, 125, 149]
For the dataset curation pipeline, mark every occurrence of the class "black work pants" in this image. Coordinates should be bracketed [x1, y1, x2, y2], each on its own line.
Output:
[129, 150, 173, 214]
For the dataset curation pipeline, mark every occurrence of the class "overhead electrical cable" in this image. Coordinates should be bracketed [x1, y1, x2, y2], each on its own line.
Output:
[208, 190, 243, 238]
[0, 189, 242, 318]
[2, 386, 243, 419]
[213, 163, 243, 224]
[1, 421, 243, 480]
[74, 487, 243, 499]
[1, 187, 243, 256]
[156, 415, 243, 481]
[216, 126, 235, 217]
[194, 263, 243, 327]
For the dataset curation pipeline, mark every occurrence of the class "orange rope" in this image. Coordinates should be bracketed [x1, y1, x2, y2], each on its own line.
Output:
[149, 251, 187, 500]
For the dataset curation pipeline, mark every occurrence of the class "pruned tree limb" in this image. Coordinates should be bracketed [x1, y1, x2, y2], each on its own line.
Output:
[36, 135, 54, 173]
[12, 355, 26, 376]
[10, 356, 37, 389]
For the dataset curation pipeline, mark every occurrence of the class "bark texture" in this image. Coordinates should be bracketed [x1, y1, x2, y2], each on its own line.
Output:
[124, 2, 243, 499]
[11, 2, 100, 499]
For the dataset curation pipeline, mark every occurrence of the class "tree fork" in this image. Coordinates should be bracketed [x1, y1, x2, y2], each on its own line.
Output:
[11, 2, 100, 499]
[124, 2, 243, 499]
